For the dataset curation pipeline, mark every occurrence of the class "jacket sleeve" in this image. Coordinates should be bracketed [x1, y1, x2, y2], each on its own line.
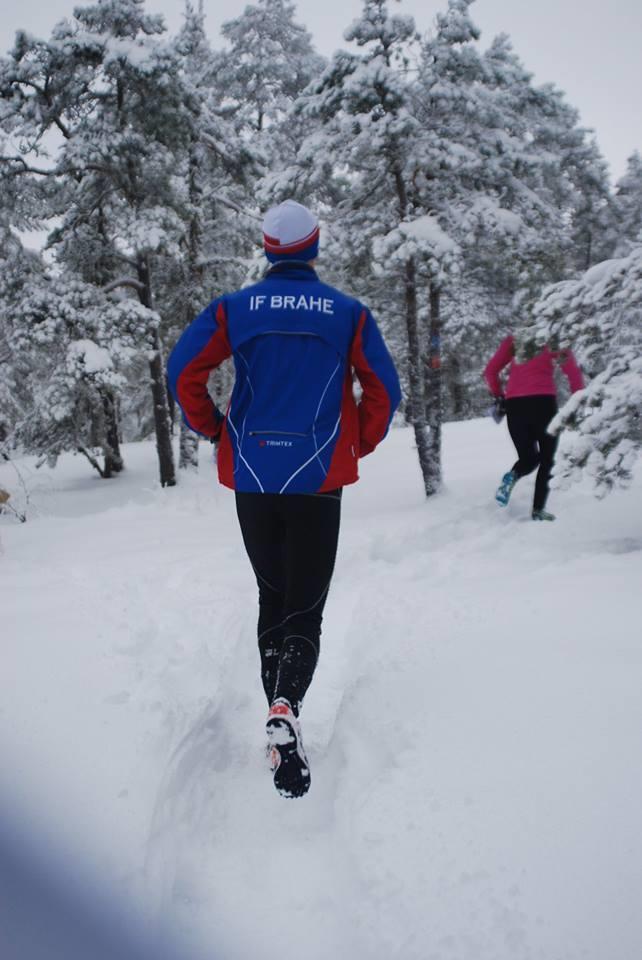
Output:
[559, 350, 585, 393]
[484, 335, 514, 397]
[167, 299, 232, 439]
[350, 307, 401, 457]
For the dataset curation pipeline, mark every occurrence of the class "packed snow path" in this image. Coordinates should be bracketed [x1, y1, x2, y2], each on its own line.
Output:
[2, 420, 641, 960]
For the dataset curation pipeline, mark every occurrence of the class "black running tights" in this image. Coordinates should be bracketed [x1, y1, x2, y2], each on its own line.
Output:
[235, 490, 342, 715]
[505, 395, 559, 511]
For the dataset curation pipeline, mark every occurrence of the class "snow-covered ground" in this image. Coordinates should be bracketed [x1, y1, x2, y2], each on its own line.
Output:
[2, 419, 641, 960]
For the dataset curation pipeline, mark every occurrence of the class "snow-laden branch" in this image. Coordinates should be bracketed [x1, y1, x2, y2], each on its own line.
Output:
[0, 156, 57, 177]
[1, 74, 73, 140]
[103, 277, 146, 295]
[196, 254, 252, 269]
[209, 190, 261, 223]
[532, 245, 642, 495]
[0, 155, 113, 180]
[111, 252, 140, 269]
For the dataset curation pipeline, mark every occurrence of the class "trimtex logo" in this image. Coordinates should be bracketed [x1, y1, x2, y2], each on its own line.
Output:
[259, 439, 294, 448]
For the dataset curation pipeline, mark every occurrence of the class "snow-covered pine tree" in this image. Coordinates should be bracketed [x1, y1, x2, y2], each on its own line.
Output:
[440, 22, 615, 395]
[218, 0, 326, 235]
[219, 0, 325, 138]
[9, 273, 155, 477]
[565, 137, 615, 273]
[0, 242, 44, 454]
[0, 124, 48, 455]
[166, 1, 262, 470]
[44, 179, 131, 476]
[0, 0, 192, 486]
[408, 0, 490, 484]
[173, 2, 210, 471]
[294, 0, 608, 493]
[612, 151, 642, 256]
[532, 244, 642, 495]
[290, 0, 453, 495]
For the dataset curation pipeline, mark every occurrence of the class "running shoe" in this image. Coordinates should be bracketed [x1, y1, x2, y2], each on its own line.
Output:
[495, 470, 517, 506]
[266, 699, 311, 799]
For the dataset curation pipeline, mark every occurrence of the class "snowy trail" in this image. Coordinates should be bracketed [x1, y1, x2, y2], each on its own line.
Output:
[2, 421, 641, 960]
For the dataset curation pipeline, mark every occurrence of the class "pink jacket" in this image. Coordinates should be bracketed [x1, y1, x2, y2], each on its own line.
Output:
[484, 336, 585, 399]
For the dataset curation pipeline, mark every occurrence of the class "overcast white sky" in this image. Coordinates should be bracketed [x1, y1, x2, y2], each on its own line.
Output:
[1, 0, 640, 181]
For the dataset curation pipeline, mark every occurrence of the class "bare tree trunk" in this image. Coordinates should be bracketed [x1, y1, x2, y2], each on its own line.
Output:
[179, 421, 199, 470]
[422, 282, 442, 495]
[101, 389, 124, 478]
[167, 380, 176, 428]
[177, 142, 206, 473]
[77, 443, 107, 478]
[403, 258, 433, 496]
[137, 255, 176, 487]
[584, 229, 593, 272]
[448, 353, 465, 420]
[392, 165, 434, 498]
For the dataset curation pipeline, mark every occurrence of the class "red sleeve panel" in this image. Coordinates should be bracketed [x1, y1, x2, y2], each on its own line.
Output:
[350, 308, 401, 457]
[167, 300, 232, 439]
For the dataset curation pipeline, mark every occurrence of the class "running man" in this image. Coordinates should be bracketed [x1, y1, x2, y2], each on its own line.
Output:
[168, 200, 401, 797]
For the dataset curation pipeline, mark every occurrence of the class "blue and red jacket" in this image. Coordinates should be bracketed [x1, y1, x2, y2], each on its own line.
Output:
[167, 262, 401, 493]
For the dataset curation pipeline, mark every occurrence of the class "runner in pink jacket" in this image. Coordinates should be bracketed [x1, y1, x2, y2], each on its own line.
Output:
[484, 335, 585, 520]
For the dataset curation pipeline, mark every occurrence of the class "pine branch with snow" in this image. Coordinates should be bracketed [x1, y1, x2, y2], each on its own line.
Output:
[534, 244, 642, 494]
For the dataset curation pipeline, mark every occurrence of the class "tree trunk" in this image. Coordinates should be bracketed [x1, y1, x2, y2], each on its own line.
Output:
[179, 421, 199, 470]
[77, 443, 106, 478]
[176, 141, 206, 473]
[137, 255, 176, 487]
[392, 166, 434, 498]
[167, 381, 176, 428]
[448, 353, 465, 420]
[403, 258, 433, 497]
[101, 389, 124, 478]
[584, 229, 593, 272]
[423, 282, 442, 495]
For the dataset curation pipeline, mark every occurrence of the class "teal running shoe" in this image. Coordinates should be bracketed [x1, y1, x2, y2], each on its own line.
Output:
[495, 470, 517, 506]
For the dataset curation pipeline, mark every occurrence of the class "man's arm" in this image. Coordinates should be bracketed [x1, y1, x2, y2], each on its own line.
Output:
[167, 299, 232, 439]
[350, 307, 401, 456]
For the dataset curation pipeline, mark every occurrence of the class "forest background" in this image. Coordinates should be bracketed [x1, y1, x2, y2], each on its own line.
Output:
[1, 0, 640, 505]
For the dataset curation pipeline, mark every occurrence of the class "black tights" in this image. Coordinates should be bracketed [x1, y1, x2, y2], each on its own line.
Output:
[506, 395, 558, 511]
[235, 490, 342, 715]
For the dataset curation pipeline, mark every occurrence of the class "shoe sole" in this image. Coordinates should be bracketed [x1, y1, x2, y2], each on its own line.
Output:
[266, 717, 311, 799]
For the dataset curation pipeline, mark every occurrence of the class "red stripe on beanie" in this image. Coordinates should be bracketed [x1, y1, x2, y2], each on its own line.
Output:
[263, 225, 320, 255]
